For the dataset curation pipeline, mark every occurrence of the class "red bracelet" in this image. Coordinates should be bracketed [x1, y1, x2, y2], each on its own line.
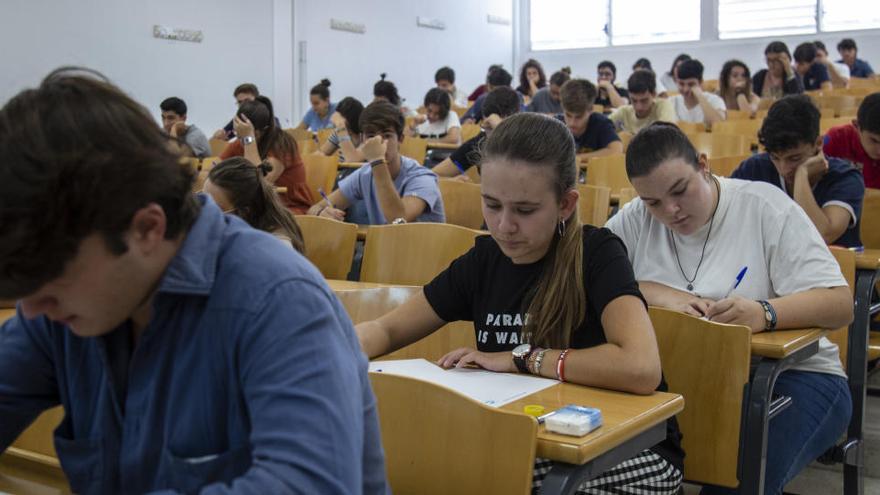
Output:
[556, 349, 571, 382]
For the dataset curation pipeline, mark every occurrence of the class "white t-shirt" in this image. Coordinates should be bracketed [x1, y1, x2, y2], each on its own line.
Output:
[670, 93, 727, 124]
[606, 177, 847, 378]
[415, 111, 461, 139]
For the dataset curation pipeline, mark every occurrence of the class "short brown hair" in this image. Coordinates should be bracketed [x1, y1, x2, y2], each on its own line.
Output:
[559, 79, 598, 115]
[359, 101, 405, 138]
[233, 83, 259, 98]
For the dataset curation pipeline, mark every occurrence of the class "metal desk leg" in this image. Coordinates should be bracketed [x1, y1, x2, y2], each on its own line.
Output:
[539, 423, 666, 495]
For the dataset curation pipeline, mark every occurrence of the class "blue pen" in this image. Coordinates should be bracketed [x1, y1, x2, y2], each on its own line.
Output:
[318, 187, 334, 209]
[723, 267, 748, 299]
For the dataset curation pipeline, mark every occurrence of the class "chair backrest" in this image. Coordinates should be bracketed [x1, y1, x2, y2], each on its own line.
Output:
[294, 215, 357, 279]
[849, 77, 880, 89]
[452, 106, 469, 119]
[370, 372, 536, 495]
[302, 153, 339, 202]
[585, 154, 632, 194]
[811, 95, 857, 118]
[200, 156, 220, 171]
[618, 187, 638, 207]
[439, 179, 484, 230]
[335, 287, 476, 362]
[577, 184, 612, 226]
[688, 132, 751, 158]
[209, 138, 230, 156]
[617, 131, 633, 151]
[711, 119, 764, 146]
[192, 170, 209, 192]
[464, 165, 482, 184]
[461, 123, 482, 142]
[820, 117, 855, 136]
[285, 127, 314, 142]
[675, 121, 707, 134]
[361, 223, 481, 286]
[724, 109, 752, 120]
[702, 79, 719, 92]
[861, 188, 880, 249]
[649, 306, 752, 488]
[400, 136, 428, 165]
[315, 128, 334, 147]
[827, 247, 856, 367]
[708, 154, 751, 177]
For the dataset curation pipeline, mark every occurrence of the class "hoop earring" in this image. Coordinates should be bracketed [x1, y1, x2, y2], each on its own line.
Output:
[557, 218, 566, 237]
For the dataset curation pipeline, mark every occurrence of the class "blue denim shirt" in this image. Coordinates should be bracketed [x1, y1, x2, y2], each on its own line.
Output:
[0, 196, 388, 494]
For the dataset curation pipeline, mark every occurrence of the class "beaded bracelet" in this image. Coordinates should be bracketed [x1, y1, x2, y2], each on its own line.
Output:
[556, 349, 571, 382]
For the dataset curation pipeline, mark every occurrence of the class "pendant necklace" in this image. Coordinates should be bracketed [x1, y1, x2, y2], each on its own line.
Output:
[670, 176, 720, 292]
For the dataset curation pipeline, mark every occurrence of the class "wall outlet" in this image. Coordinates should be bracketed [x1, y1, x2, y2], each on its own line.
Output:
[416, 16, 445, 30]
[153, 25, 203, 43]
[487, 14, 511, 26]
[330, 18, 366, 34]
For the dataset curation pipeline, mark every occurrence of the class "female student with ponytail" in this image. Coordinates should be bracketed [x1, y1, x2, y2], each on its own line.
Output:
[356, 112, 684, 494]
[220, 95, 314, 213]
[203, 157, 305, 252]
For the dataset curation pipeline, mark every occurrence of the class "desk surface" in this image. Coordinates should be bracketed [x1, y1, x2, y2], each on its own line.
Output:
[750, 328, 826, 359]
[326, 279, 415, 291]
[339, 161, 363, 169]
[856, 249, 880, 270]
[426, 142, 459, 150]
[1, 308, 14, 324]
[503, 383, 683, 465]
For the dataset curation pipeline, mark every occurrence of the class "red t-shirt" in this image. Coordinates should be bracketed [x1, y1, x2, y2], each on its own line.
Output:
[219, 140, 314, 213]
[824, 124, 880, 189]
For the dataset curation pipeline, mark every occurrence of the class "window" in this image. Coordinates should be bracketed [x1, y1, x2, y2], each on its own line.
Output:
[529, 0, 608, 50]
[718, 0, 817, 40]
[610, 0, 701, 46]
[821, 0, 880, 32]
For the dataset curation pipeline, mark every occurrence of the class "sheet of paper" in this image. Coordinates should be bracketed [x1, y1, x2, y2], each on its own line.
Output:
[369, 358, 558, 407]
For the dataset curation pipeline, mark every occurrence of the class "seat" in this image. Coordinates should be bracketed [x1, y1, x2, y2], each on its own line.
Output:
[709, 154, 751, 177]
[711, 120, 764, 148]
[464, 165, 481, 184]
[688, 133, 751, 158]
[649, 306, 752, 488]
[399, 136, 428, 164]
[438, 179, 484, 230]
[617, 131, 633, 152]
[360, 223, 482, 286]
[1, 406, 68, 492]
[811, 95, 858, 118]
[200, 156, 220, 171]
[860, 188, 880, 249]
[452, 106, 469, 119]
[820, 117, 855, 136]
[294, 215, 357, 279]
[849, 77, 880, 89]
[618, 187, 638, 208]
[370, 372, 537, 495]
[827, 247, 856, 367]
[577, 184, 611, 226]
[675, 121, 706, 134]
[724, 109, 752, 121]
[296, 138, 318, 155]
[315, 128, 334, 147]
[209, 138, 230, 157]
[460, 123, 481, 142]
[584, 154, 632, 195]
[285, 127, 313, 143]
[302, 153, 339, 202]
[702, 79, 719, 92]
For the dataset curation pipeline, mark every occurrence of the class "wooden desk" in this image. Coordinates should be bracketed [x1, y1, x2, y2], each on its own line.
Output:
[750, 328, 826, 359]
[0, 299, 14, 309]
[326, 279, 414, 291]
[1, 308, 14, 323]
[339, 161, 364, 169]
[426, 142, 459, 150]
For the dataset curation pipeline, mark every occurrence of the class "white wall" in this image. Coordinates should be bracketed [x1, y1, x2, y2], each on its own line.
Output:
[516, 0, 880, 90]
[0, 0, 288, 133]
[291, 0, 514, 120]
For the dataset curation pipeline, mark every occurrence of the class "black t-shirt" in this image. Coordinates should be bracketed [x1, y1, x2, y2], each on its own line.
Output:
[555, 113, 621, 153]
[423, 226, 684, 470]
[449, 132, 486, 173]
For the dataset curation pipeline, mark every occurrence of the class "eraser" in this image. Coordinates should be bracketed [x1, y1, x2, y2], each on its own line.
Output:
[544, 405, 602, 436]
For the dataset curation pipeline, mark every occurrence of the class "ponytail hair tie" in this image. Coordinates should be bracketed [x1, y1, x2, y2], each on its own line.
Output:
[257, 161, 272, 176]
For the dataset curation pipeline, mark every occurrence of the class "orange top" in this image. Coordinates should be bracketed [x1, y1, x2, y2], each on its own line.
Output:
[220, 140, 314, 214]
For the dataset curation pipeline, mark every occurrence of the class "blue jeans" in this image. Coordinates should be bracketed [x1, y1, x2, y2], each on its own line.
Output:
[702, 369, 852, 495]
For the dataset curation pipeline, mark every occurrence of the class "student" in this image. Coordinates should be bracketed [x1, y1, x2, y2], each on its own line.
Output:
[526, 67, 570, 114]
[212, 82, 260, 140]
[837, 38, 875, 78]
[203, 157, 305, 251]
[606, 122, 852, 495]
[435, 66, 468, 107]
[753, 41, 804, 99]
[159, 96, 210, 158]
[0, 68, 388, 494]
[515, 58, 546, 99]
[717, 60, 761, 116]
[433, 86, 521, 179]
[467, 64, 502, 102]
[670, 60, 727, 128]
[731, 95, 864, 247]
[557, 79, 623, 161]
[409, 87, 462, 145]
[793, 42, 833, 92]
[356, 113, 684, 494]
[824, 92, 880, 188]
[814, 40, 850, 88]
[595, 61, 629, 110]
[219, 96, 313, 213]
[373, 74, 416, 117]
[462, 66, 516, 124]
[320, 96, 365, 162]
[297, 79, 336, 131]
[632, 58, 668, 95]
[307, 101, 445, 224]
[661, 53, 691, 94]
[610, 70, 678, 134]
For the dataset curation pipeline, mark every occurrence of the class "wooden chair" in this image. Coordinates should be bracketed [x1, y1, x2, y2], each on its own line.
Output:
[461, 123, 481, 142]
[724, 109, 752, 120]
[370, 372, 536, 495]
[577, 184, 611, 226]
[711, 120, 764, 148]
[593, 104, 604, 114]
[200, 156, 220, 171]
[827, 247, 856, 367]
[464, 165, 481, 184]
[438, 179, 484, 230]
[617, 131, 633, 152]
[675, 121, 706, 134]
[820, 117, 854, 136]
[709, 154, 750, 177]
[285, 127, 313, 142]
[849, 77, 880, 89]
[294, 215, 357, 279]
[192, 170, 209, 192]
[297, 138, 317, 155]
[2, 406, 68, 492]
[688, 133, 751, 158]
[452, 106, 469, 119]
[584, 154, 632, 195]
[649, 307, 752, 488]
[400, 136, 428, 164]
[618, 187, 638, 208]
[360, 223, 481, 286]
[302, 153, 339, 202]
[812, 95, 858, 118]
[861, 188, 880, 249]
[702, 79, 719, 92]
[315, 128, 334, 147]
[209, 138, 230, 157]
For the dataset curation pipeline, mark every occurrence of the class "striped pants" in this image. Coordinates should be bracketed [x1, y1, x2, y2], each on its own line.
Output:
[532, 449, 682, 495]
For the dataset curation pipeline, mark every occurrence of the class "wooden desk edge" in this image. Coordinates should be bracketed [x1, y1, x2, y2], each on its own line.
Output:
[855, 250, 880, 270]
[750, 328, 827, 359]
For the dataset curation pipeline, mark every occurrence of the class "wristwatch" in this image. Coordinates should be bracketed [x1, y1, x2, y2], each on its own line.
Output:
[512, 344, 533, 373]
[757, 300, 777, 331]
[241, 135, 255, 146]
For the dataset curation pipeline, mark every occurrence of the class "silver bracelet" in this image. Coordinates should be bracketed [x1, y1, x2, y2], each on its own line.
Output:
[533, 348, 550, 375]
